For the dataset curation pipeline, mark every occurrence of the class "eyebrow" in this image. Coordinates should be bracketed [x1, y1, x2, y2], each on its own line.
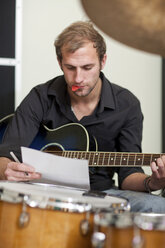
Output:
[64, 63, 95, 67]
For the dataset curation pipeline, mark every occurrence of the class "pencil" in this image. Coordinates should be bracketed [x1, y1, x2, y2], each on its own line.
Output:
[10, 151, 20, 163]
[10, 151, 29, 176]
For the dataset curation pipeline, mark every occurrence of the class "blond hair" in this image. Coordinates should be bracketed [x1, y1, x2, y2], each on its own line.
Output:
[54, 21, 106, 63]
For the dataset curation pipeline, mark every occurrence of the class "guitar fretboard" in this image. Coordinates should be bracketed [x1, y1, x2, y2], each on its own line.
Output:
[46, 151, 162, 167]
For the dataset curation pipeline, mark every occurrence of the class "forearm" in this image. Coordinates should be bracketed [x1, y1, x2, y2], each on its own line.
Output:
[0, 157, 12, 180]
[121, 173, 150, 192]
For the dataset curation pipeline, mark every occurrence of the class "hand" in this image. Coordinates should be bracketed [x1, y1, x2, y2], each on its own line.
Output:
[150, 155, 165, 190]
[4, 161, 41, 181]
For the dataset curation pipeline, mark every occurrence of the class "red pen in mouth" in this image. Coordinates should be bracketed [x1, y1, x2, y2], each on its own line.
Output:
[72, 85, 80, 91]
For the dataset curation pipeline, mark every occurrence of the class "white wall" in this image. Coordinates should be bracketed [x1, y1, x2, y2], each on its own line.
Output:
[20, 0, 162, 172]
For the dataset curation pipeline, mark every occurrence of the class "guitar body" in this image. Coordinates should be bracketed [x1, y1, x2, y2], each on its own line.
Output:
[0, 115, 94, 152]
[30, 123, 90, 152]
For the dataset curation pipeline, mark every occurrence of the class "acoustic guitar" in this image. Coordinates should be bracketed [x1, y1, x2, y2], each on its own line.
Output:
[31, 122, 161, 168]
[0, 115, 162, 167]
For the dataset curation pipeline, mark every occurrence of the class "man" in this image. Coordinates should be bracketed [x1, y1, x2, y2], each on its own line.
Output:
[0, 21, 165, 212]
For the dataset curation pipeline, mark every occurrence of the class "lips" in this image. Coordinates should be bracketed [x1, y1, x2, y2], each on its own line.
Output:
[72, 85, 81, 91]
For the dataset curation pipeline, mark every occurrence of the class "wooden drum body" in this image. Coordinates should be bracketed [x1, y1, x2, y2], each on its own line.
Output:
[92, 212, 165, 248]
[134, 213, 165, 248]
[92, 212, 134, 248]
[0, 181, 129, 248]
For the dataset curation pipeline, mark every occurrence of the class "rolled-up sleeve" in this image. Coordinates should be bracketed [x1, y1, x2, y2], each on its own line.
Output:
[117, 97, 144, 188]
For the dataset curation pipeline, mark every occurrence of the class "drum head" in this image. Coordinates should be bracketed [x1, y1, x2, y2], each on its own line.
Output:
[0, 181, 129, 212]
[94, 212, 133, 228]
[134, 213, 165, 230]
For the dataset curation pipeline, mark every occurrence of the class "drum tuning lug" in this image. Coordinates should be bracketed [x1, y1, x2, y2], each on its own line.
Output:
[91, 231, 105, 248]
[80, 219, 90, 236]
[132, 227, 145, 248]
[18, 211, 30, 228]
[132, 235, 145, 248]
[18, 197, 30, 228]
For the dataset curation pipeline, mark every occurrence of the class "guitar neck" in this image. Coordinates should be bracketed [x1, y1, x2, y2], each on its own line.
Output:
[46, 150, 163, 167]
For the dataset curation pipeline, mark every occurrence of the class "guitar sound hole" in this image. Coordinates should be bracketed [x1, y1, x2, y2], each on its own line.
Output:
[43, 145, 62, 152]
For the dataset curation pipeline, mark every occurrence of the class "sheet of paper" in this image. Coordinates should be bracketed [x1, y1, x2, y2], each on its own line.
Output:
[21, 147, 90, 190]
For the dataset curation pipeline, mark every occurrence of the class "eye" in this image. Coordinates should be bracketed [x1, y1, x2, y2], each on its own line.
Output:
[65, 65, 75, 71]
[83, 66, 93, 70]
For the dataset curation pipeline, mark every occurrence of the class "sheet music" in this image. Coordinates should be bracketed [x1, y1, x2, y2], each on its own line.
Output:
[21, 147, 90, 190]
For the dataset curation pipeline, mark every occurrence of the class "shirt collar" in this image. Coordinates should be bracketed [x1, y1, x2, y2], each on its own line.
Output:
[98, 72, 116, 112]
[48, 75, 70, 105]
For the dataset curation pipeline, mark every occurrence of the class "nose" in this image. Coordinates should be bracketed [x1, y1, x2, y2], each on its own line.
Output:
[74, 68, 83, 83]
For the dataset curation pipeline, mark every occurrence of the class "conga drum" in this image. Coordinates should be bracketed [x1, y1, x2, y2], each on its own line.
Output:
[92, 212, 165, 248]
[134, 213, 165, 248]
[0, 181, 130, 248]
[92, 212, 135, 248]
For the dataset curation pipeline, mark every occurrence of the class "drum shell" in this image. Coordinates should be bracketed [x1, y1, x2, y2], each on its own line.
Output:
[0, 200, 93, 248]
[93, 212, 165, 248]
[100, 225, 133, 248]
[99, 226, 165, 248]
[134, 213, 165, 248]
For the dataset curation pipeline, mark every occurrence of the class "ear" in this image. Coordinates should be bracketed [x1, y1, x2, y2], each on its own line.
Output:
[100, 54, 107, 70]
[57, 57, 63, 71]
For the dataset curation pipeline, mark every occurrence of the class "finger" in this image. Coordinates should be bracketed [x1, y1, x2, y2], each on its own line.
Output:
[156, 157, 165, 175]
[151, 161, 160, 179]
[8, 162, 35, 173]
[151, 161, 158, 172]
[7, 173, 41, 182]
[151, 158, 164, 179]
[161, 155, 165, 165]
[5, 167, 41, 181]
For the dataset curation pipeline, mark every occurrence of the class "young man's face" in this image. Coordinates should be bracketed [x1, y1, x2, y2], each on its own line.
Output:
[58, 41, 106, 97]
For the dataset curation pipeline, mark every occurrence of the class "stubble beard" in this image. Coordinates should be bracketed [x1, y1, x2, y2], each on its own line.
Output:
[73, 75, 101, 97]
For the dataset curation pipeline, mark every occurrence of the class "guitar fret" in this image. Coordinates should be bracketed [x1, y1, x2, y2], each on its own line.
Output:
[102, 153, 105, 166]
[93, 152, 99, 165]
[81, 151, 86, 160]
[104, 153, 109, 166]
[143, 154, 152, 166]
[150, 154, 153, 164]
[115, 153, 122, 165]
[127, 153, 130, 166]
[73, 151, 76, 158]
[120, 153, 123, 166]
[87, 152, 90, 162]
[135, 154, 143, 166]
[127, 153, 135, 166]
[69, 151, 73, 158]
[63, 151, 67, 157]
[98, 152, 101, 165]
[89, 152, 93, 165]
[152, 154, 161, 162]
[90, 152, 95, 165]
[69, 151, 72, 158]
[84, 151, 87, 160]
[109, 153, 115, 166]
[142, 153, 144, 165]
[134, 154, 137, 166]
[99, 152, 105, 166]
[107, 153, 111, 165]
[122, 153, 129, 165]
[77, 151, 81, 159]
